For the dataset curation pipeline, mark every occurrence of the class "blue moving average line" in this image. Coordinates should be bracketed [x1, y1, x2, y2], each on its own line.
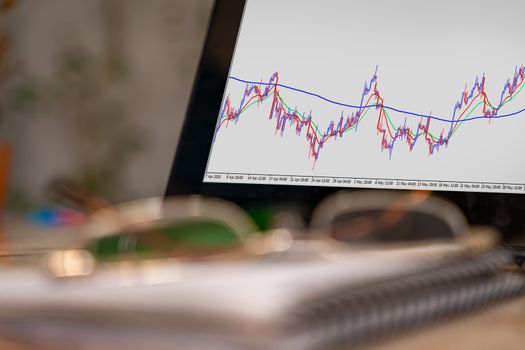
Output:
[228, 76, 525, 124]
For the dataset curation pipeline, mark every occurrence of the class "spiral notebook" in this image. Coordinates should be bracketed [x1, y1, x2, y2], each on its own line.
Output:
[0, 249, 523, 350]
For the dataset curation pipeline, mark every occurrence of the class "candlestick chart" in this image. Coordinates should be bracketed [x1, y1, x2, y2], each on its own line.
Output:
[202, 0, 525, 193]
[213, 65, 525, 164]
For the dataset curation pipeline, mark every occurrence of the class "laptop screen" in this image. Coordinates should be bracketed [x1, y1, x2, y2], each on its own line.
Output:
[202, 0, 524, 194]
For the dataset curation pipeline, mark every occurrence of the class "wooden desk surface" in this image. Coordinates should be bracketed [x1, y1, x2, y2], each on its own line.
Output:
[367, 297, 525, 350]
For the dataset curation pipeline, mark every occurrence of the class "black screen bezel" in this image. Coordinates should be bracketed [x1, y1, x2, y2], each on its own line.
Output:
[166, 0, 525, 239]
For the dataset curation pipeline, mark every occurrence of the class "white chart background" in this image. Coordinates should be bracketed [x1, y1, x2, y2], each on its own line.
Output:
[205, 0, 525, 186]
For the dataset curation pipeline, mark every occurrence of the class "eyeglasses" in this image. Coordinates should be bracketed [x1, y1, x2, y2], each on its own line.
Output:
[312, 190, 468, 243]
[45, 195, 295, 277]
[44, 191, 498, 278]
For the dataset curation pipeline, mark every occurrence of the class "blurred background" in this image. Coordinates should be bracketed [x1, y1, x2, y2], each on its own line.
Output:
[0, 0, 214, 213]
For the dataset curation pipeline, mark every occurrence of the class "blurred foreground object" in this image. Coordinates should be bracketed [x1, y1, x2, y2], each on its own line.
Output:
[42, 191, 499, 276]
[311, 190, 465, 241]
[311, 190, 498, 250]
[0, 192, 520, 349]
[45, 195, 295, 275]
[0, 247, 523, 350]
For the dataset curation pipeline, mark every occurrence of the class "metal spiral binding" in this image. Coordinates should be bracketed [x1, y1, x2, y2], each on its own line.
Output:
[285, 249, 525, 350]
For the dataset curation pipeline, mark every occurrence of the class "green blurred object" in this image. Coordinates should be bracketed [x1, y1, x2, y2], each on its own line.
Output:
[89, 221, 242, 261]
[246, 205, 279, 232]
[159, 221, 241, 248]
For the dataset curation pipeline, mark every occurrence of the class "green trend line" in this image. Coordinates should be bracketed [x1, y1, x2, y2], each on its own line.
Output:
[221, 80, 525, 144]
